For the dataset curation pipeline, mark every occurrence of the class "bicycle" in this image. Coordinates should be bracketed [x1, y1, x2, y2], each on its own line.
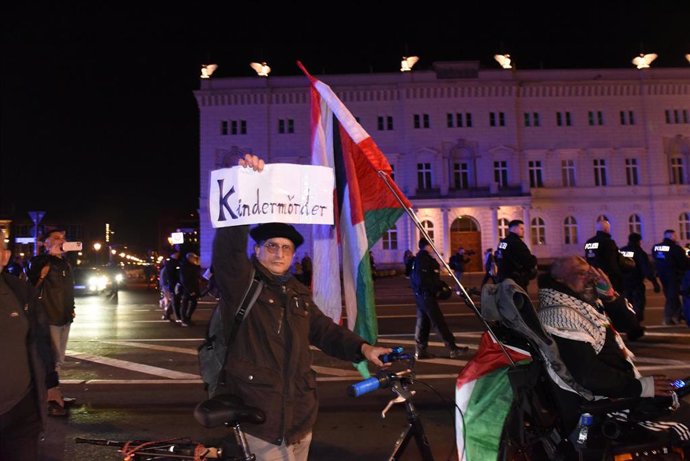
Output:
[76, 393, 265, 460]
[347, 347, 458, 461]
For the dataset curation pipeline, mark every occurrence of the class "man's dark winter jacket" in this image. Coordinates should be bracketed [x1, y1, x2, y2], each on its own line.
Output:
[26, 254, 75, 326]
[2, 273, 59, 430]
[212, 226, 367, 446]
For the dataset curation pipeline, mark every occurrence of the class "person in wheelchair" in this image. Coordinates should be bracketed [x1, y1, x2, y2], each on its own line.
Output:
[538, 256, 690, 455]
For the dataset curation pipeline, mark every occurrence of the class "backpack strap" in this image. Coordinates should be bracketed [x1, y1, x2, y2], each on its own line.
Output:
[217, 267, 264, 386]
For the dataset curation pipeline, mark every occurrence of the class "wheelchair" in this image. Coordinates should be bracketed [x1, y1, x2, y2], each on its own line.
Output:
[466, 280, 690, 461]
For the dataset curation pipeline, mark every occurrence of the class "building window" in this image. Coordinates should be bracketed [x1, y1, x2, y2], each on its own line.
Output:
[452, 162, 470, 189]
[665, 109, 690, 124]
[421, 220, 434, 242]
[628, 214, 642, 235]
[493, 161, 508, 188]
[564, 216, 578, 245]
[531, 217, 546, 245]
[278, 119, 295, 134]
[447, 112, 472, 128]
[524, 112, 540, 127]
[221, 121, 229, 135]
[625, 158, 639, 185]
[562, 159, 576, 187]
[498, 218, 510, 240]
[556, 111, 572, 127]
[593, 159, 607, 186]
[620, 110, 635, 126]
[230, 120, 247, 135]
[417, 162, 432, 190]
[588, 110, 604, 126]
[382, 225, 398, 250]
[490, 111, 506, 127]
[413, 114, 430, 129]
[377, 115, 394, 131]
[671, 157, 685, 185]
[679, 212, 690, 240]
[528, 160, 544, 188]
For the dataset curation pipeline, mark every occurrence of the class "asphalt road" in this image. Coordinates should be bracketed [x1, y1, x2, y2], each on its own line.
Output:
[41, 273, 690, 460]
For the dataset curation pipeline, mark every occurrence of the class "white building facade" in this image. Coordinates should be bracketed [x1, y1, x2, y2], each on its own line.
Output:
[195, 62, 690, 271]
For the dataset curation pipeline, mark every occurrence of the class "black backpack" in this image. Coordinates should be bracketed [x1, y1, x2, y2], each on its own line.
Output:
[197, 268, 264, 397]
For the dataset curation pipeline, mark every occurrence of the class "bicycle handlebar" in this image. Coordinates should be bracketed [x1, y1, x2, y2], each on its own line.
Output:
[378, 346, 412, 364]
[348, 369, 414, 398]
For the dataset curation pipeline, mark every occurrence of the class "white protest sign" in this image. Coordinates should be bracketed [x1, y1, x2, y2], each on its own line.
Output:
[209, 163, 334, 228]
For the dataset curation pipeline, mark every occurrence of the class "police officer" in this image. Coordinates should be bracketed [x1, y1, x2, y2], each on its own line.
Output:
[620, 233, 661, 323]
[584, 218, 630, 294]
[495, 219, 538, 291]
[652, 229, 690, 325]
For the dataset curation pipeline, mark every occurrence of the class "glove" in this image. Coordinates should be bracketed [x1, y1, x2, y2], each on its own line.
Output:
[652, 280, 661, 293]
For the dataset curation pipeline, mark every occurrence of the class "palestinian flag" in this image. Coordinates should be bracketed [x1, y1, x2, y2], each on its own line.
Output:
[299, 62, 410, 374]
[456, 332, 532, 461]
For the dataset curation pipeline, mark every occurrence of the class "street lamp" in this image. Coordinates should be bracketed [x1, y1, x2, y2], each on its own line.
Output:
[250, 62, 271, 77]
[494, 54, 512, 69]
[400, 56, 419, 72]
[632, 53, 657, 69]
[93, 242, 102, 251]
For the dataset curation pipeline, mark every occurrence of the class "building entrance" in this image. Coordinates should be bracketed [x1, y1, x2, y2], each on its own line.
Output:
[449, 216, 482, 272]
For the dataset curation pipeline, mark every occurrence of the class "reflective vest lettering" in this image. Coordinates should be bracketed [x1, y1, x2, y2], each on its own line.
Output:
[498, 242, 508, 250]
[619, 251, 634, 258]
[584, 242, 599, 250]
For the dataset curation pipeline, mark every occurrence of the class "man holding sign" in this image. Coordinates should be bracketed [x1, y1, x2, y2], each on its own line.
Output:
[210, 154, 391, 461]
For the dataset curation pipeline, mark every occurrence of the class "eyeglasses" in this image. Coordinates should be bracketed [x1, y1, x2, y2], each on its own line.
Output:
[263, 242, 294, 255]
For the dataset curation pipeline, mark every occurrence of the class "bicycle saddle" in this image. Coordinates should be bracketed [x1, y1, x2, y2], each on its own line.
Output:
[194, 394, 266, 428]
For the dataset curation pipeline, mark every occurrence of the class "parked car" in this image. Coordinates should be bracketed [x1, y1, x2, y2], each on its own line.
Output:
[73, 266, 120, 296]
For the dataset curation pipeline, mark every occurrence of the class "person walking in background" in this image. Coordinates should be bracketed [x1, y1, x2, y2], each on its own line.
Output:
[448, 246, 470, 283]
[495, 219, 538, 291]
[25, 229, 75, 377]
[163, 247, 183, 323]
[411, 238, 468, 360]
[403, 249, 414, 279]
[1, 230, 64, 460]
[480, 248, 497, 287]
[209, 153, 392, 461]
[300, 253, 313, 287]
[620, 232, 660, 323]
[179, 252, 201, 326]
[681, 267, 690, 328]
[652, 229, 690, 325]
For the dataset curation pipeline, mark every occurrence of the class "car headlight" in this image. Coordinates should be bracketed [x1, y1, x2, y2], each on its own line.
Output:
[115, 274, 124, 283]
[88, 275, 109, 291]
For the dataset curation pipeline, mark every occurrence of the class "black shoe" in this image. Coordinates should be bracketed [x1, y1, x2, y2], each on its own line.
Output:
[449, 346, 469, 359]
[415, 348, 436, 360]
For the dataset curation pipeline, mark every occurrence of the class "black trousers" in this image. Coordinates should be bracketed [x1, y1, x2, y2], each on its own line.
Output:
[414, 292, 456, 349]
[181, 293, 198, 323]
[0, 389, 41, 461]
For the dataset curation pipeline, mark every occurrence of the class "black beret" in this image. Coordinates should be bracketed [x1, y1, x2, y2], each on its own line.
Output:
[250, 223, 304, 248]
[418, 238, 430, 249]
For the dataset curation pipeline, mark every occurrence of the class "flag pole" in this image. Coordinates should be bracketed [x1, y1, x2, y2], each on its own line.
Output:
[377, 171, 516, 366]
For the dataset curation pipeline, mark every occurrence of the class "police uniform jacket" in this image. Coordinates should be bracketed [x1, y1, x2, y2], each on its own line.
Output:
[2, 273, 59, 431]
[652, 238, 690, 282]
[495, 232, 537, 288]
[212, 225, 367, 446]
[619, 244, 656, 289]
[26, 254, 75, 326]
[584, 231, 624, 293]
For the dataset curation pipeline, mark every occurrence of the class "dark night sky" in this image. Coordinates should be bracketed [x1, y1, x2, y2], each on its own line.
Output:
[1, 1, 689, 248]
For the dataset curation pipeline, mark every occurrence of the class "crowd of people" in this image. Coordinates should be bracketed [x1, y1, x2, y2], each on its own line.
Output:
[3, 154, 690, 460]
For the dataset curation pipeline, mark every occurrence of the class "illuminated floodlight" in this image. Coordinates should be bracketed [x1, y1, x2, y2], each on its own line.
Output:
[400, 56, 419, 72]
[250, 62, 271, 77]
[200, 64, 218, 79]
[632, 53, 657, 69]
[686, 54, 690, 63]
[494, 54, 512, 69]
